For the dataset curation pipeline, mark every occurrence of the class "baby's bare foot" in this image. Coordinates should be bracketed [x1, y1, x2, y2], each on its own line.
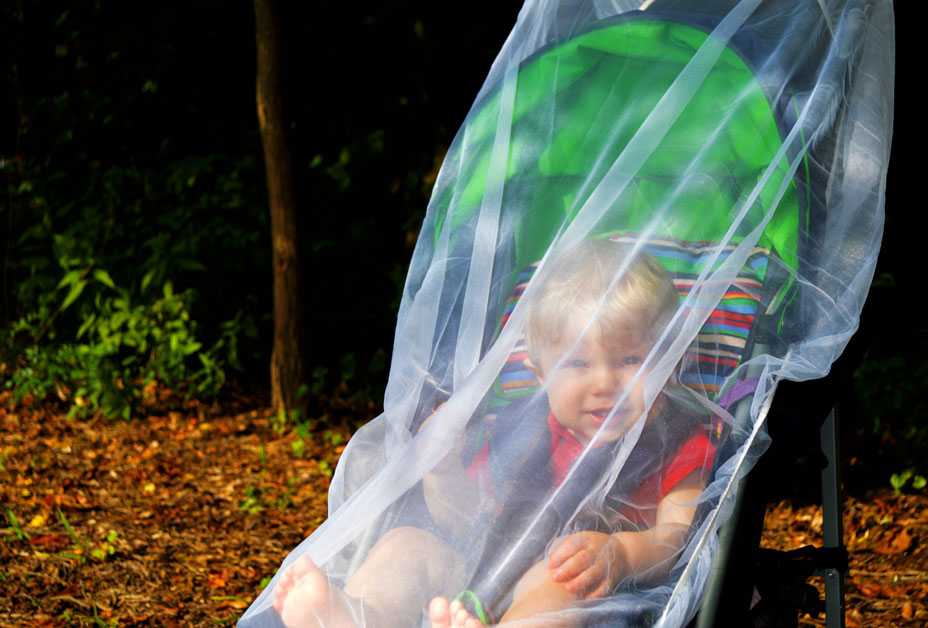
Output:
[429, 597, 453, 628]
[272, 555, 359, 628]
[272, 556, 310, 617]
[429, 597, 486, 628]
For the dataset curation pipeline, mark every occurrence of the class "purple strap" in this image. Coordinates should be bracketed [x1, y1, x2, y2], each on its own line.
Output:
[717, 377, 760, 410]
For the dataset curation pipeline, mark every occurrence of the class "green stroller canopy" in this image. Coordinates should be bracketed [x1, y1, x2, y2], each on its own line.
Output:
[433, 16, 801, 273]
[241, 1, 894, 626]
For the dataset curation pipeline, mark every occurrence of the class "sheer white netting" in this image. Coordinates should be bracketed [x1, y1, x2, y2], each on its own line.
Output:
[240, 1, 894, 626]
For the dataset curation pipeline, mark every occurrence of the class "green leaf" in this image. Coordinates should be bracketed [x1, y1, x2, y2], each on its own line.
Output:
[141, 271, 155, 292]
[5, 508, 29, 541]
[77, 314, 97, 339]
[57, 509, 79, 545]
[913, 475, 927, 491]
[890, 470, 912, 494]
[57, 270, 82, 289]
[93, 269, 116, 289]
[59, 280, 87, 311]
[178, 259, 206, 272]
[110, 312, 127, 330]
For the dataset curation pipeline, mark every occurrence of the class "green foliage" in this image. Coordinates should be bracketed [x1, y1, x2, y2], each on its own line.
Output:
[275, 477, 298, 510]
[57, 509, 81, 547]
[290, 420, 312, 458]
[323, 429, 344, 447]
[272, 385, 311, 432]
[4, 508, 29, 542]
[890, 469, 927, 495]
[90, 530, 118, 561]
[239, 486, 264, 516]
[309, 367, 329, 397]
[2, 151, 262, 419]
[4, 271, 243, 419]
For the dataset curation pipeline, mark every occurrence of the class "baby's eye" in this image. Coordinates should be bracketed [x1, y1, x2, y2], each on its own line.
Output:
[562, 358, 589, 369]
[618, 356, 642, 367]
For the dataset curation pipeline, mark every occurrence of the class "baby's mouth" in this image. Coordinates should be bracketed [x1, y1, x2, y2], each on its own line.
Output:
[589, 408, 618, 424]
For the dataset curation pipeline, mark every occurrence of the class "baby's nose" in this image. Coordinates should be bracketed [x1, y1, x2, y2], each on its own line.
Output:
[592, 365, 622, 394]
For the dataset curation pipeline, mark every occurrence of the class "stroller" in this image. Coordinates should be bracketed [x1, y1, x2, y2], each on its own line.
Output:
[240, 0, 893, 626]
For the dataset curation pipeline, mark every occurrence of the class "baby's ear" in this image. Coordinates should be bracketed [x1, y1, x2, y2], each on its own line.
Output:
[523, 356, 544, 383]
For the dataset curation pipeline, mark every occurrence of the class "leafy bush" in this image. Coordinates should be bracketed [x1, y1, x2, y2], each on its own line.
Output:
[4, 276, 246, 419]
[2, 153, 261, 419]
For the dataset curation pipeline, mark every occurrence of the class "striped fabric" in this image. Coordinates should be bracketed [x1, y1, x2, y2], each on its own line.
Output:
[491, 234, 772, 404]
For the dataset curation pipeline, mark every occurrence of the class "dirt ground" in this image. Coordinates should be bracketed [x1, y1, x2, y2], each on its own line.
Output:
[1, 391, 925, 626]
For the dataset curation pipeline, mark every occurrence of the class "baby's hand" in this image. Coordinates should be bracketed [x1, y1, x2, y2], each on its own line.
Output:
[547, 531, 625, 599]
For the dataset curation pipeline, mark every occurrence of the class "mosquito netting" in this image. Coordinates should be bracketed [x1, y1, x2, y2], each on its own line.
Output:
[240, 0, 894, 626]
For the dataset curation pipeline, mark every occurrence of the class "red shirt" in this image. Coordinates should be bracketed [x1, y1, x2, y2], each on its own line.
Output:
[547, 413, 585, 486]
[468, 413, 716, 528]
[615, 428, 716, 529]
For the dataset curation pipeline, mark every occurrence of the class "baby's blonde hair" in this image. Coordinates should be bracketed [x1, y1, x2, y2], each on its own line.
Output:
[525, 239, 678, 365]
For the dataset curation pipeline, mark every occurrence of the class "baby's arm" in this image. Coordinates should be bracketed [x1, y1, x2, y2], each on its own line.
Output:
[419, 410, 484, 535]
[547, 472, 704, 598]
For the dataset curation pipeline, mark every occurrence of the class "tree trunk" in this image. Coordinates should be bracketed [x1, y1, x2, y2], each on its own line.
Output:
[254, 0, 306, 417]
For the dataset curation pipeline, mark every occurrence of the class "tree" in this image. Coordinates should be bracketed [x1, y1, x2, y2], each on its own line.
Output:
[254, 0, 306, 417]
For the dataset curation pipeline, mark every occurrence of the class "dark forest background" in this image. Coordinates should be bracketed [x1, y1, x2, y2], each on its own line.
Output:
[1, 1, 923, 491]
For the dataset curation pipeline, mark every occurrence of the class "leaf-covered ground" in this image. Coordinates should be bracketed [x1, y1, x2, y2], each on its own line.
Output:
[1, 392, 925, 626]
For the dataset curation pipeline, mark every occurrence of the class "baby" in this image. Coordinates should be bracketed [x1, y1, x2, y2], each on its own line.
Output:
[273, 239, 714, 627]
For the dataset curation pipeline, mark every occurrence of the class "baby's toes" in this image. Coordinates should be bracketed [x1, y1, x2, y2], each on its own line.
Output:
[453, 606, 474, 628]
[273, 575, 292, 608]
[272, 583, 286, 612]
[428, 597, 452, 628]
[291, 554, 313, 578]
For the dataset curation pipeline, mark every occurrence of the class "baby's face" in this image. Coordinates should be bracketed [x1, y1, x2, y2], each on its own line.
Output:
[530, 313, 656, 445]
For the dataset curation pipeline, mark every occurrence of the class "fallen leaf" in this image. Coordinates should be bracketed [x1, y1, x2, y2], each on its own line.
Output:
[28, 534, 69, 550]
[212, 596, 248, 610]
[846, 608, 863, 628]
[858, 582, 883, 598]
[903, 601, 914, 619]
[208, 570, 230, 589]
[28, 513, 47, 528]
[875, 528, 913, 555]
